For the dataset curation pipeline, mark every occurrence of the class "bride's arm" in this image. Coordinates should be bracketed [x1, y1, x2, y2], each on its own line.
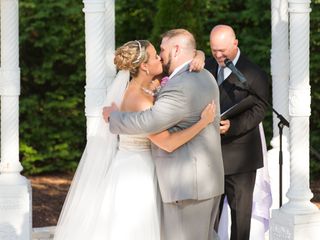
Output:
[189, 50, 205, 72]
[148, 101, 215, 153]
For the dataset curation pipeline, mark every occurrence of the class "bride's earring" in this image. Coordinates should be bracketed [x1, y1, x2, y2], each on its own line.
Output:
[146, 69, 150, 75]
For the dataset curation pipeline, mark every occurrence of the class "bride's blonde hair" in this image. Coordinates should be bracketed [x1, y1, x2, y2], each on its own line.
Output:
[114, 40, 150, 77]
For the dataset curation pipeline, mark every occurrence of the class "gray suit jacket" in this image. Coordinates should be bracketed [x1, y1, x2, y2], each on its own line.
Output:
[109, 65, 224, 203]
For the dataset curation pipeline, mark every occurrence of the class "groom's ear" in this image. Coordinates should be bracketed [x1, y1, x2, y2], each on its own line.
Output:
[172, 45, 179, 57]
[173, 44, 185, 59]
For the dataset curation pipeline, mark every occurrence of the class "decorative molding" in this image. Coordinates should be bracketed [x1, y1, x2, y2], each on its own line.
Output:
[288, 0, 311, 13]
[270, 209, 320, 239]
[270, 222, 292, 240]
[0, 162, 23, 173]
[0, 198, 23, 211]
[0, 223, 17, 240]
[0, 184, 31, 239]
[83, 0, 106, 13]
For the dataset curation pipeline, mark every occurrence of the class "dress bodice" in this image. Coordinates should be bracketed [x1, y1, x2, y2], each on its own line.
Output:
[118, 134, 151, 151]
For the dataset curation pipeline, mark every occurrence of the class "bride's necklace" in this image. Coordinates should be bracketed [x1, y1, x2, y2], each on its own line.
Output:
[131, 79, 155, 96]
[141, 86, 155, 96]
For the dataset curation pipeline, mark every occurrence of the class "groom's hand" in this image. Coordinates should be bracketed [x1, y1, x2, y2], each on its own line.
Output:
[103, 102, 118, 123]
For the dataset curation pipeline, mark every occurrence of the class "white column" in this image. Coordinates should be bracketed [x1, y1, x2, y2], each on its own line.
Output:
[283, 0, 316, 214]
[83, 0, 116, 138]
[0, 0, 32, 239]
[270, 0, 320, 239]
[104, 0, 116, 85]
[268, 0, 291, 210]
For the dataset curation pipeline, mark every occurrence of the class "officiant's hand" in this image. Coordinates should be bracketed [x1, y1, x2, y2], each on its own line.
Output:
[220, 119, 230, 134]
[103, 102, 118, 123]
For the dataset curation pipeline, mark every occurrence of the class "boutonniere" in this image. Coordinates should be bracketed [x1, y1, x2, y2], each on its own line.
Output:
[151, 76, 169, 97]
[160, 76, 169, 87]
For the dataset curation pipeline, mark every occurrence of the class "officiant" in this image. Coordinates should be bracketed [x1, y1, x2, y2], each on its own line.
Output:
[204, 24, 269, 240]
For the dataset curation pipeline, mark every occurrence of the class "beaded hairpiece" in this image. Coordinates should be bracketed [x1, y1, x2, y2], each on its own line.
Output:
[132, 40, 143, 64]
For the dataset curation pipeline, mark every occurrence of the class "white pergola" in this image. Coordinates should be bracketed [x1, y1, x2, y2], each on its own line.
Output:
[0, 0, 319, 239]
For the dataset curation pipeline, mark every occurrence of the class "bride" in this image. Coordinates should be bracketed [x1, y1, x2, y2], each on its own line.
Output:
[53, 40, 214, 240]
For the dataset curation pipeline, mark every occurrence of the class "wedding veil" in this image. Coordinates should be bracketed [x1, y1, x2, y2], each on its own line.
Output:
[54, 70, 130, 240]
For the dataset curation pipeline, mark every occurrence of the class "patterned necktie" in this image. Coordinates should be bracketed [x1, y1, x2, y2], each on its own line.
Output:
[217, 67, 225, 86]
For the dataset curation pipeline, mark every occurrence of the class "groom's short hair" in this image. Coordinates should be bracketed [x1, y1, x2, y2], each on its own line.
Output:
[161, 29, 196, 49]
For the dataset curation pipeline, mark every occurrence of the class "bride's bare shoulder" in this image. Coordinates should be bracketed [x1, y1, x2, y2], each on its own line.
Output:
[121, 87, 153, 112]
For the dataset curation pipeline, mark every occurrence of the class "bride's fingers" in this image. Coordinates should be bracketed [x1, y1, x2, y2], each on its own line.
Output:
[111, 102, 119, 110]
[212, 102, 216, 114]
[208, 104, 216, 121]
[209, 101, 216, 116]
[201, 104, 214, 122]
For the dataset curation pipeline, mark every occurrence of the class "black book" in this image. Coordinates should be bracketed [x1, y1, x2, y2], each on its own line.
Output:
[221, 96, 255, 120]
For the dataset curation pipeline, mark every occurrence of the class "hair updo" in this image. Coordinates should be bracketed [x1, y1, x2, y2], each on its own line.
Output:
[114, 40, 151, 77]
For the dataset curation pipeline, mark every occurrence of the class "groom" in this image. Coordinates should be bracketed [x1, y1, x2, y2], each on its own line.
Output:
[104, 29, 224, 240]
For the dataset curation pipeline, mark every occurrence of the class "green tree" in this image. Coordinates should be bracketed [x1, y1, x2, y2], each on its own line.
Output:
[115, 0, 157, 46]
[20, 0, 86, 174]
[310, 0, 320, 178]
[151, 0, 206, 49]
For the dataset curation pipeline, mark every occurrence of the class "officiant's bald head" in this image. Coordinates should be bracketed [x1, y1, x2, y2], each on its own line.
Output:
[210, 25, 238, 67]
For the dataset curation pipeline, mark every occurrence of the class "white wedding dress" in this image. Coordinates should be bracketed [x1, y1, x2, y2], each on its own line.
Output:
[54, 70, 160, 240]
[91, 134, 160, 240]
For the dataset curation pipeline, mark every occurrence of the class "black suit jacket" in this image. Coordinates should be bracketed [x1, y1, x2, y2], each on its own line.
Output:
[205, 54, 269, 175]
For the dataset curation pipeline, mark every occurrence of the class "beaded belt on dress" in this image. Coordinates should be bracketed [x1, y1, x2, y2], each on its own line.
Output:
[118, 135, 151, 151]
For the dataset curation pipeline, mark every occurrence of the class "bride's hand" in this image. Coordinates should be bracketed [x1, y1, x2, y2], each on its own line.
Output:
[103, 102, 118, 123]
[200, 101, 216, 125]
[189, 50, 205, 72]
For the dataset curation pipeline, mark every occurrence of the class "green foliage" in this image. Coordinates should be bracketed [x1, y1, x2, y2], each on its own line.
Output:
[115, 0, 157, 46]
[151, 0, 206, 49]
[310, 1, 320, 179]
[20, 0, 86, 174]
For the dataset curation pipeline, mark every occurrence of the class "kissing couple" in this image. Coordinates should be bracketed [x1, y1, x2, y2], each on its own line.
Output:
[54, 29, 224, 240]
